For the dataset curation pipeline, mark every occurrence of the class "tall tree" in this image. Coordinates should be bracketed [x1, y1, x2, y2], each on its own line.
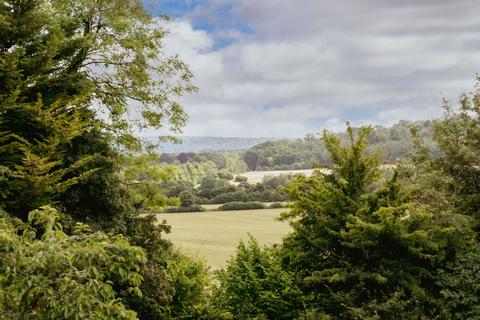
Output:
[0, 1, 201, 319]
[431, 81, 480, 225]
[1, 0, 196, 149]
[281, 125, 472, 319]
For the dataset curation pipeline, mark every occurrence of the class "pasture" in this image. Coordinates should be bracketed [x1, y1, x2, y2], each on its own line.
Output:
[236, 169, 315, 184]
[158, 208, 291, 269]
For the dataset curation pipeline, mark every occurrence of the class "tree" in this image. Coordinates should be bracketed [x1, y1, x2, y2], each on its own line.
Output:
[165, 250, 213, 319]
[1, 0, 196, 149]
[0, 206, 146, 319]
[435, 247, 480, 319]
[214, 236, 302, 320]
[179, 190, 196, 207]
[402, 77, 480, 319]
[0, 2, 202, 319]
[280, 125, 472, 319]
[0, 97, 96, 219]
[430, 82, 480, 225]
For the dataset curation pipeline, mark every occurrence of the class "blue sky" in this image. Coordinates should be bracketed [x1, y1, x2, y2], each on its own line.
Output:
[142, 0, 480, 137]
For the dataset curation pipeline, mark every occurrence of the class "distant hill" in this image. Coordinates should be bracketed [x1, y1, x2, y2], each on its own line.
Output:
[149, 136, 280, 153]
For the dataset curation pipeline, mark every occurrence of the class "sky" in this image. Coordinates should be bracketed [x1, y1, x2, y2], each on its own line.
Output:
[142, 0, 480, 138]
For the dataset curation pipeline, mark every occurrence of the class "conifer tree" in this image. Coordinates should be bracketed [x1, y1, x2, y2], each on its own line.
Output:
[0, 96, 96, 218]
[281, 125, 471, 319]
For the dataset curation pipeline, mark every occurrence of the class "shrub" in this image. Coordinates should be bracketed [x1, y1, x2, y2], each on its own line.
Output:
[179, 190, 196, 207]
[166, 250, 213, 318]
[163, 205, 205, 213]
[213, 236, 302, 319]
[0, 206, 146, 320]
[234, 175, 248, 182]
[212, 190, 250, 204]
[269, 202, 285, 208]
[218, 201, 266, 211]
[218, 171, 234, 180]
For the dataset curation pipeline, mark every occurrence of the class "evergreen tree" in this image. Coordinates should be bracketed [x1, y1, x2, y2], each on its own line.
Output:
[0, 96, 96, 219]
[431, 81, 480, 226]
[281, 125, 471, 319]
[214, 236, 302, 320]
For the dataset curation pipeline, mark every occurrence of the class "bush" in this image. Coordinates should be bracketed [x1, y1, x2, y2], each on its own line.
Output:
[163, 205, 205, 213]
[234, 175, 248, 182]
[218, 171, 234, 180]
[269, 202, 285, 208]
[0, 206, 146, 320]
[179, 190, 196, 207]
[166, 250, 213, 318]
[218, 201, 266, 211]
[213, 236, 302, 319]
[212, 190, 250, 204]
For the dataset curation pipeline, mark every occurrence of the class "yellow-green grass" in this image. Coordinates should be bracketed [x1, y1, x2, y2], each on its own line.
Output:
[157, 208, 290, 269]
[235, 169, 315, 184]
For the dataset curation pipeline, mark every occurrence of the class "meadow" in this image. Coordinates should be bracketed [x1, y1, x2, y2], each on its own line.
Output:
[235, 169, 315, 184]
[158, 208, 290, 269]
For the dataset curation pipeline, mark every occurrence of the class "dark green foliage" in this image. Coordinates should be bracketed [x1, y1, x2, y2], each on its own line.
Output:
[163, 205, 205, 213]
[58, 128, 133, 225]
[179, 190, 196, 207]
[431, 88, 480, 224]
[211, 190, 251, 204]
[156, 170, 289, 207]
[122, 214, 174, 320]
[166, 251, 215, 319]
[214, 236, 302, 320]
[234, 175, 248, 182]
[0, 1, 207, 319]
[218, 201, 267, 211]
[0, 0, 91, 105]
[0, 98, 96, 219]
[435, 245, 480, 319]
[280, 125, 470, 319]
[218, 171, 235, 180]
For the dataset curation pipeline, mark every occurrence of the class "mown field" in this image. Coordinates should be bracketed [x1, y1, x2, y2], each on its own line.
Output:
[158, 208, 290, 269]
[235, 169, 315, 184]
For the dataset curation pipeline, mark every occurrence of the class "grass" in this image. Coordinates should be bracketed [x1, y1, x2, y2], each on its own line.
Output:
[157, 208, 290, 269]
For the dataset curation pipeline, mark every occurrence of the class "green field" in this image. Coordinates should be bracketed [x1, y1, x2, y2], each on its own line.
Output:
[157, 208, 290, 269]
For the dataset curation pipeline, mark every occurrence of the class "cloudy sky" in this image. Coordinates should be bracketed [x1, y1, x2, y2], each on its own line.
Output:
[143, 0, 480, 137]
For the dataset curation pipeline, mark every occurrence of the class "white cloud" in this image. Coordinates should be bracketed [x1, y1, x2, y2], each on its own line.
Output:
[157, 1, 480, 137]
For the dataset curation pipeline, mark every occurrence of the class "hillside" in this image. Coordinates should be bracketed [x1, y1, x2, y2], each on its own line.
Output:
[148, 136, 279, 153]
[154, 120, 438, 172]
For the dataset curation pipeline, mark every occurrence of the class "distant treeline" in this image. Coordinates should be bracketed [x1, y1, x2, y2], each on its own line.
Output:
[157, 120, 437, 171]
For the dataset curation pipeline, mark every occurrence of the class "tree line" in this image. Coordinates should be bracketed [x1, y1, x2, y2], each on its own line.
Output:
[155, 120, 436, 172]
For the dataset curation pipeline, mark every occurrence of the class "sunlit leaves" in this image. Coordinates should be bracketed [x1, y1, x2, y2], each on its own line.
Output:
[0, 206, 146, 319]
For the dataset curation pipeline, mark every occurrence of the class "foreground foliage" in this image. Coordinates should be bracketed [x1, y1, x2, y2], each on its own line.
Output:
[280, 125, 474, 319]
[214, 236, 302, 320]
[0, 206, 146, 319]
